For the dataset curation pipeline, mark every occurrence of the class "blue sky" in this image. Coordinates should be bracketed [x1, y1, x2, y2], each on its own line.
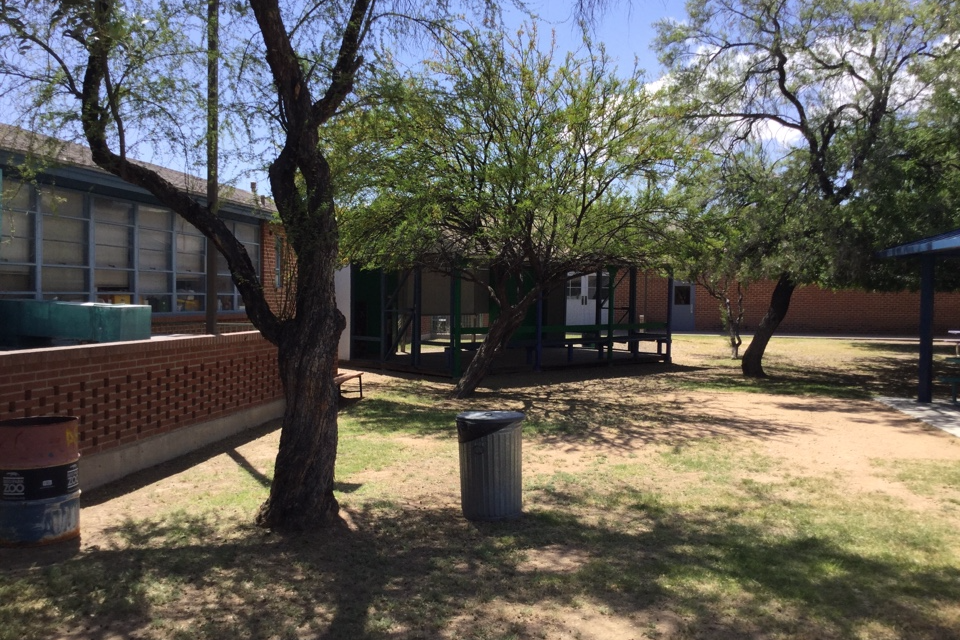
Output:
[0, 1, 692, 192]
[507, 0, 689, 80]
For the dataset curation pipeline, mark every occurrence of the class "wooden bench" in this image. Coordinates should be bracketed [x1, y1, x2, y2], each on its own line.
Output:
[515, 322, 672, 363]
[938, 376, 960, 403]
[522, 335, 607, 363]
[334, 371, 363, 398]
[943, 338, 960, 356]
[611, 332, 671, 356]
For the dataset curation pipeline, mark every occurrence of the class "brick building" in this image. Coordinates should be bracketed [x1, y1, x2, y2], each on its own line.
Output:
[0, 126, 287, 488]
[0, 124, 286, 333]
[662, 278, 960, 336]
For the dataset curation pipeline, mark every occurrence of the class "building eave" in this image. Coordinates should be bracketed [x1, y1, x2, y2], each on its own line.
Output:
[0, 124, 277, 221]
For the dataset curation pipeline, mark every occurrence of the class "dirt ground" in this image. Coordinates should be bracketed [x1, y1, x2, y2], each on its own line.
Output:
[75, 368, 960, 551]
[7, 337, 960, 640]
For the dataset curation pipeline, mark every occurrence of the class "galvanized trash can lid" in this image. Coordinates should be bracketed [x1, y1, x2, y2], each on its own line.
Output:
[456, 411, 525, 443]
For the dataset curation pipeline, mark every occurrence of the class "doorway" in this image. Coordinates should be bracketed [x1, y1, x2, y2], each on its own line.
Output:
[565, 273, 609, 325]
[670, 281, 695, 331]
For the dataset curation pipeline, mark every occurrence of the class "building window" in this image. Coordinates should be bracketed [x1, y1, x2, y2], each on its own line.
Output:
[94, 197, 134, 304]
[0, 178, 263, 315]
[0, 177, 36, 297]
[215, 219, 260, 311]
[138, 205, 174, 313]
[39, 186, 88, 301]
[175, 215, 206, 312]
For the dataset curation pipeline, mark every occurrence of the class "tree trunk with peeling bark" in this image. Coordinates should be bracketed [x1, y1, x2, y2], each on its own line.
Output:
[257, 265, 345, 528]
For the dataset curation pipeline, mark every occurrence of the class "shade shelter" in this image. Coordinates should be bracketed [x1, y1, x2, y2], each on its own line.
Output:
[877, 229, 960, 403]
[343, 265, 673, 378]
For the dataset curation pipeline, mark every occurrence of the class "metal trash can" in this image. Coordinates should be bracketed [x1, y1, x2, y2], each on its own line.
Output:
[456, 410, 524, 521]
[0, 416, 81, 546]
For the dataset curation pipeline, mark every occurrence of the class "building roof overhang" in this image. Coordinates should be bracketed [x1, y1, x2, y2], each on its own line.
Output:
[0, 124, 276, 221]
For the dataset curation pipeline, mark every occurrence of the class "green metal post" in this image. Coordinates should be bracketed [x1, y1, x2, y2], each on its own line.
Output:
[412, 268, 422, 367]
[607, 267, 615, 363]
[451, 267, 462, 378]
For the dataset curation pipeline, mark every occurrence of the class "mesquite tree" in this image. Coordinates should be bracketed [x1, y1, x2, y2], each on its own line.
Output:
[667, 154, 758, 359]
[0, 0, 496, 530]
[334, 28, 679, 397]
[656, 0, 959, 376]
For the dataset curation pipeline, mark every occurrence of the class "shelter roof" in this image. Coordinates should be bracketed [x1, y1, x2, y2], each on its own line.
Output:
[877, 228, 960, 259]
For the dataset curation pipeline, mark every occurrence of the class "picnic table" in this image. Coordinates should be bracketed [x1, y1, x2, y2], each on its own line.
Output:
[945, 330, 960, 355]
[939, 347, 960, 403]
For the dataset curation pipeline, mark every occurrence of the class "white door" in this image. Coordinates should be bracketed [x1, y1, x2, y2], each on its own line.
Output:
[565, 274, 608, 325]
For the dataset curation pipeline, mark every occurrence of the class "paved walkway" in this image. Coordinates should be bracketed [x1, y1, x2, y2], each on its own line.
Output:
[877, 396, 960, 439]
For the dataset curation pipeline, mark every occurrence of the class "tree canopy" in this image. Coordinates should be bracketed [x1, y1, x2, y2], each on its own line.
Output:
[656, 0, 960, 375]
[332, 26, 680, 395]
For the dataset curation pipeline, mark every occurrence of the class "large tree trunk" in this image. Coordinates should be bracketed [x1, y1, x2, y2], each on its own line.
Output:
[252, 134, 345, 531]
[244, 0, 362, 530]
[76, 0, 364, 532]
[256, 274, 345, 529]
[454, 299, 534, 399]
[741, 274, 796, 377]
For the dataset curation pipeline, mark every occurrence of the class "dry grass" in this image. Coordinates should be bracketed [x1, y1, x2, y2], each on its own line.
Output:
[2, 335, 960, 640]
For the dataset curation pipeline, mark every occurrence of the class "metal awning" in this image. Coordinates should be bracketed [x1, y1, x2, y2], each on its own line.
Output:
[876, 229, 960, 259]
[878, 228, 960, 403]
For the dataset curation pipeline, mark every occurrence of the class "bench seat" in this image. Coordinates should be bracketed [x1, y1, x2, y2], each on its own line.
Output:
[334, 371, 363, 398]
[938, 375, 960, 403]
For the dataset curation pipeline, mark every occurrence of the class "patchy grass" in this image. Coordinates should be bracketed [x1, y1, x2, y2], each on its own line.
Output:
[666, 335, 925, 399]
[2, 336, 960, 639]
[873, 459, 960, 513]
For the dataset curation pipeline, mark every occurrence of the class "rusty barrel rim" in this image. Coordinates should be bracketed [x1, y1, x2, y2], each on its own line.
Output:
[0, 415, 80, 470]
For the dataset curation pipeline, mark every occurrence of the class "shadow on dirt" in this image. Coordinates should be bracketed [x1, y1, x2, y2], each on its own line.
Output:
[3, 503, 958, 639]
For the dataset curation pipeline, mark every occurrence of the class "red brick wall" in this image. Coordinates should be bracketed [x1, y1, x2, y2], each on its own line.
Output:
[607, 270, 670, 324]
[0, 332, 282, 457]
[149, 317, 256, 334]
[611, 272, 955, 334]
[692, 279, 960, 335]
[263, 222, 296, 318]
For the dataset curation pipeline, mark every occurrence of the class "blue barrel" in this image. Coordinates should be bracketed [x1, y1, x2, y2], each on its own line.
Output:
[456, 411, 524, 521]
[0, 416, 81, 546]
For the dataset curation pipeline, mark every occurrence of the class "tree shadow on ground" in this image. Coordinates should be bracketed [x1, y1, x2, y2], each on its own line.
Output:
[671, 353, 925, 401]
[82, 392, 370, 508]
[3, 501, 958, 639]
[343, 391, 814, 450]
[850, 341, 923, 355]
[80, 418, 283, 508]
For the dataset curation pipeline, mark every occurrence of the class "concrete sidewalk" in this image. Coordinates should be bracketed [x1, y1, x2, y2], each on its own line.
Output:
[877, 396, 960, 439]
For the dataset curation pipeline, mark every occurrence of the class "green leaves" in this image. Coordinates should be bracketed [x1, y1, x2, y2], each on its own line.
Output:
[334, 24, 680, 282]
[657, 0, 960, 290]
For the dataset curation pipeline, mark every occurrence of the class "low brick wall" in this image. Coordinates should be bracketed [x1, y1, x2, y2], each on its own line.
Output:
[0, 332, 283, 461]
